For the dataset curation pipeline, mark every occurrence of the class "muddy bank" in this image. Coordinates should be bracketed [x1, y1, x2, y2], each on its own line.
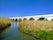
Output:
[0, 24, 11, 33]
[0, 17, 11, 33]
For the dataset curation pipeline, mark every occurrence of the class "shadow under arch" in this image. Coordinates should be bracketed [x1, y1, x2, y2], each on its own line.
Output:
[15, 18, 18, 21]
[29, 17, 35, 20]
[38, 17, 48, 21]
[18, 18, 22, 22]
[23, 18, 27, 21]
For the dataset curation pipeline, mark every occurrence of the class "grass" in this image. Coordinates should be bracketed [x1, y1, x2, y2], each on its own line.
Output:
[0, 17, 11, 26]
[18, 20, 53, 40]
[0, 17, 11, 32]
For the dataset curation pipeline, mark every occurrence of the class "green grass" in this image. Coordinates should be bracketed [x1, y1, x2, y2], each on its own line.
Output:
[22, 30, 53, 40]
[34, 30, 53, 40]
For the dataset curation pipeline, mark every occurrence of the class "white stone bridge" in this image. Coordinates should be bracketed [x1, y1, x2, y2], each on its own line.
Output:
[9, 14, 53, 21]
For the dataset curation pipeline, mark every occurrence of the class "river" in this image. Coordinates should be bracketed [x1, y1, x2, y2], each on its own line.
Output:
[0, 22, 37, 40]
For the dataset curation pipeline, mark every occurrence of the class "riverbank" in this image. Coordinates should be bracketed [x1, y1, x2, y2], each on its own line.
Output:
[18, 20, 53, 40]
[0, 17, 11, 33]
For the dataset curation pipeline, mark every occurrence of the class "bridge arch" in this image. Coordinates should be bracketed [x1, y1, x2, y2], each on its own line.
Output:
[37, 17, 48, 21]
[29, 17, 35, 20]
[23, 18, 27, 20]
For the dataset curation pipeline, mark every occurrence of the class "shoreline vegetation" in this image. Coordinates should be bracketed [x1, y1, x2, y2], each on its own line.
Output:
[0, 17, 11, 33]
[18, 20, 53, 40]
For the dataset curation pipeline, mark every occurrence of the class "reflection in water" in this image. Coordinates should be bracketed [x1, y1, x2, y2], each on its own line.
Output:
[0, 22, 37, 40]
[1, 27, 10, 33]
[0, 26, 10, 40]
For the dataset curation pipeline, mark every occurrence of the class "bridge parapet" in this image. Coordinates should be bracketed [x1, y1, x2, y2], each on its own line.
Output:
[9, 14, 53, 21]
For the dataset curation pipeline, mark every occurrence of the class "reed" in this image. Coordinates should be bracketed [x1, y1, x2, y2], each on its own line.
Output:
[0, 17, 11, 29]
[19, 20, 53, 40]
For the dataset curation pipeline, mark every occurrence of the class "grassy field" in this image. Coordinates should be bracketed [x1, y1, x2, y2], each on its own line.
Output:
[0, 17, 11, 29]
[19, 20, 53, 40]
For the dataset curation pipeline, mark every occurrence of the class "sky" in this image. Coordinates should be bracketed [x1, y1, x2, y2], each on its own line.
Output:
[0, 0, 53, 17]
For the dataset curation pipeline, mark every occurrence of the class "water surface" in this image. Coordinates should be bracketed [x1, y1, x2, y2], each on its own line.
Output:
[0, 22, 37, 40]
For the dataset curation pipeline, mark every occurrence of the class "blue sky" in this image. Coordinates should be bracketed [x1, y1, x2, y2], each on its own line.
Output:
[0, 0, 53, 17]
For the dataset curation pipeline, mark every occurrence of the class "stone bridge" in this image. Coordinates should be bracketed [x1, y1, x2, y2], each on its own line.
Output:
[9, 14, 53, 21]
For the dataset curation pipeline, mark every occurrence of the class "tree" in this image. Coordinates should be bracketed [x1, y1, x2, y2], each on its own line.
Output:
[23, 18, 27, 20]
[29, 17, 35, 20]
